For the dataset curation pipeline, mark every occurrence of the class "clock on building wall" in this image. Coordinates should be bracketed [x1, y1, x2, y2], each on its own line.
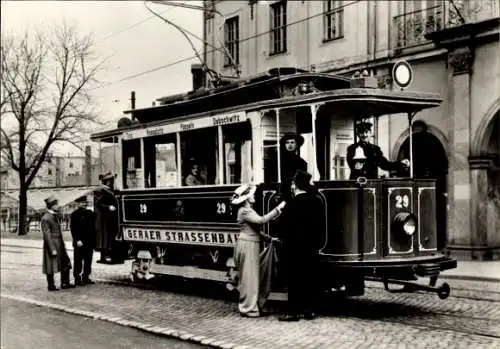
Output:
[392, 60, 413, 90]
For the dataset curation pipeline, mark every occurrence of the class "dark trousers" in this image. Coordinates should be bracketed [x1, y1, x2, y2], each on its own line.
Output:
[73, 246, 93, 281]
[285, 256, 317, 315]
[46, 269, 70, 287]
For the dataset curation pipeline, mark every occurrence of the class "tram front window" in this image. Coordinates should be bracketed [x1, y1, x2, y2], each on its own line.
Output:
[122, 139, 142, 189]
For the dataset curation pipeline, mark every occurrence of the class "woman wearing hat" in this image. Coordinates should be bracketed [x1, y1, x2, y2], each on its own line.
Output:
[279, 132, 308, 200]
[231, 184, 286, 317]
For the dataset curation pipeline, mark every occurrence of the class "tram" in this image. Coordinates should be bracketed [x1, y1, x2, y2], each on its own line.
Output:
[91, 65, 457, 300]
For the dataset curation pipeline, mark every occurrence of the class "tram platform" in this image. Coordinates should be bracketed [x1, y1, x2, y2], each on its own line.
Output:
[2, 238, 499, 283]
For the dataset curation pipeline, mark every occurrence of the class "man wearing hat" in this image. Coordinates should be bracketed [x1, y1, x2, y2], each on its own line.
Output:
[95, 172, 124, 264]
[347, 121, 410, 180]
[278, 170, 322, 321]
[279, 132, 308, 200]
[41, 195, 74, 291]
[70, 196, 96, 285]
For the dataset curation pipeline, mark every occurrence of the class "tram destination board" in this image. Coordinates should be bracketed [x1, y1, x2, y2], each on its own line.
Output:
[123, 227, 239, 247]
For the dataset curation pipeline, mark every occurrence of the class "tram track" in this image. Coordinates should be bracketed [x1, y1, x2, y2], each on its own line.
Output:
[2, 259, 500, 342]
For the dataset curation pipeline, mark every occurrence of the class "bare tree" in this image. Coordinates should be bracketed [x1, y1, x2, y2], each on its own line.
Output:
[1, 22, 105, 235]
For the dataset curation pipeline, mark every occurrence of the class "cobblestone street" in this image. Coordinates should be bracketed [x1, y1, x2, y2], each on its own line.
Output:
[2, 244, 500, 349]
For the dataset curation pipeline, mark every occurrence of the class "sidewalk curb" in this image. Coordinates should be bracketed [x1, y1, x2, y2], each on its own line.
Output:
[1, 243, 74, 252]
[1, 293, 255, 349]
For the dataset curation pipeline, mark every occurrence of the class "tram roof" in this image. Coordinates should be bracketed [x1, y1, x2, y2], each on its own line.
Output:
[91, 88, 442, 142]
[123, 68, 351, 123]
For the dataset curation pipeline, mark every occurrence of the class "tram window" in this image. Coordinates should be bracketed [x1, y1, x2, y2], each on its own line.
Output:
[222, 122, 252, 184]
[181, 128, 217, 186]
[144, 134, 177, 188]
[122, 139, 142, 189]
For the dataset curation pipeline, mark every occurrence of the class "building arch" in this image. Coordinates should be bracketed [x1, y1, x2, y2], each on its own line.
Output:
[391, 121, 449, 162]
[471, 97, 500, 156]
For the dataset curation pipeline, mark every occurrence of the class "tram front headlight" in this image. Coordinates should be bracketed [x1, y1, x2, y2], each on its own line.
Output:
[392, 212, 417, 237]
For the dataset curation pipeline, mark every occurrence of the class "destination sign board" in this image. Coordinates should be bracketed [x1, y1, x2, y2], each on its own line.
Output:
[123, 111, 246, 140]
[123, 227, 239, 247]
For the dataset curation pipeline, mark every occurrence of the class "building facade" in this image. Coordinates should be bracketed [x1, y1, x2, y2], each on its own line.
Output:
[203, 0, 500, 260]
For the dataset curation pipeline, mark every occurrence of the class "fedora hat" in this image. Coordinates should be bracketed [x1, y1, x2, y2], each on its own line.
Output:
[99, 172, 114, 182]
[280, 132, 304, 148]
[44, 195, 58, 208]
[231, 184, 257, 205]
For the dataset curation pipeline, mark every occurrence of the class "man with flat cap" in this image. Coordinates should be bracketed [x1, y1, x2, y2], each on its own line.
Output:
[279, 132, 308, 200]
[41, 195, 74, 291]
[70, 196, 96, 285]
[95, 172, 124, 264]
[347, 121, 410, 180]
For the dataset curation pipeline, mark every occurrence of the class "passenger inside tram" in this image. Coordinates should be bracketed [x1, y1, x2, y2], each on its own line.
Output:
[185, 159, 207, 186]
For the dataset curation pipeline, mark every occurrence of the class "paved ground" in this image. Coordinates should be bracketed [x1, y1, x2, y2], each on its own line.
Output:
[1, 298, 207, 349]
[1, 243, 500, 349]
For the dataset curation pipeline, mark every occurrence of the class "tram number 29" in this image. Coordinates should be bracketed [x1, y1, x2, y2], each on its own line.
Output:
[395, 194, 410, 209]
[216, 202, 227, 215]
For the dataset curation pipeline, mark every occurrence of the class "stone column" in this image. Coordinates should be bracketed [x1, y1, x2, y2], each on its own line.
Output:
[446, 46, 475, 257]
[468, 156, 496, 259]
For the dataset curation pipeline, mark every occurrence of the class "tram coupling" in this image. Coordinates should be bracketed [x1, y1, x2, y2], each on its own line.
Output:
[365, 276, 451, 300]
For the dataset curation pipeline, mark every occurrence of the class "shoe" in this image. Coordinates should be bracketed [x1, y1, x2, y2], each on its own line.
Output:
[303, 312, 316, 320]
[76, 280, 85, 286]
[61, 283, 76, 289]
[83, 278, 95, 285]
[48, 285, 59, 292]
[278, 314, 300, 322]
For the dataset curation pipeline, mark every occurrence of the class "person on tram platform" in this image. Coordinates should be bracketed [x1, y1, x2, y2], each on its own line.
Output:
[231, 184, 285, 318]
[184, 159, 207, 186]
[277, 170, 322, 321]
[95, 172, 124, 264]
[278, 132, 308, 200]
[347, 121, 410, 180]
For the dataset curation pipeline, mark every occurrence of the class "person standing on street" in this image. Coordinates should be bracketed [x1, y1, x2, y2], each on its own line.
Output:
[231, 184, 285, 317]
[278, 170, 321, 321]
[41, 195, 74, 291]
[70, 196, 96, 286]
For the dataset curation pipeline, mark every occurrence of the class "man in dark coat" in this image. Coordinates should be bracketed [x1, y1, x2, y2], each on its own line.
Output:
[278, 170, 321, 321]
[95, 172, 123, 264]
[70, 196, 96, 285]
[347, 121, 410, 180]
[279, 132, 308, 201]
[41, 195, 74, 291]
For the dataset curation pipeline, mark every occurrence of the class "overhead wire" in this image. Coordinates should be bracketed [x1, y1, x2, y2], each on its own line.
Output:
[91, 0, 361, 91]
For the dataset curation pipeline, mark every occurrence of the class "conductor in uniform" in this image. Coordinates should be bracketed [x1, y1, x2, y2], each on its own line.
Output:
[95, 172, 123, 264]
[347, 121, 410, 180]
[70, 196, 96, 285]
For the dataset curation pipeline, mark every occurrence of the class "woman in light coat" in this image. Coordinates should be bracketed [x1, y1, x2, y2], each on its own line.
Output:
[231, 184, 285, 317]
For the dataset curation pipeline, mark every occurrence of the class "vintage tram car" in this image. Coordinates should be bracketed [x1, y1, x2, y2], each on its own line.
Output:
[91, 67, 457, 299]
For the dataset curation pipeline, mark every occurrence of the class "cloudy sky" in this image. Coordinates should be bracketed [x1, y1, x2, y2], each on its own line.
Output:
[1, 0, 203, 154]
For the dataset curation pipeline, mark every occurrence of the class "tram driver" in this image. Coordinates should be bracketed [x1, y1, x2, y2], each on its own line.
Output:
[347, 121, 410, 180]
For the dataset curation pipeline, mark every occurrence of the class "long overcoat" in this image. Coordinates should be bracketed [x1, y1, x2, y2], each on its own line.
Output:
[94, 186, 119, 250]
[41, 211, 71, 275]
